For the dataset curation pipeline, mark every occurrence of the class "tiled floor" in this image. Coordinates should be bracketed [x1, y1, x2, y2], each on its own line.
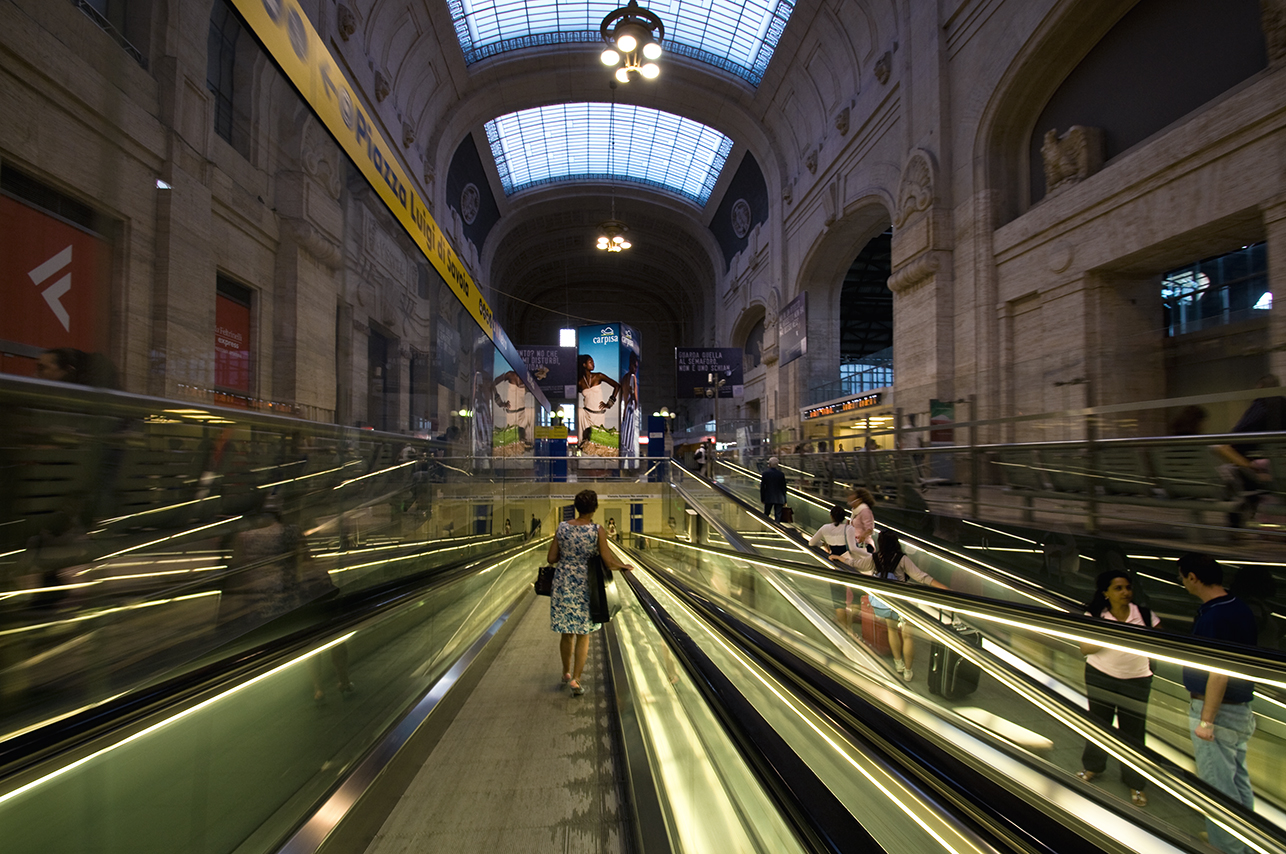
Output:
[365, 601, 633, 854]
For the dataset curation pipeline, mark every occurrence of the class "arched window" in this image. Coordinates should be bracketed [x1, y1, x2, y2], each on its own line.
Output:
[839, 228, 892, 393]
[206, 2, 241, 145]
[743, 317, 764, 373]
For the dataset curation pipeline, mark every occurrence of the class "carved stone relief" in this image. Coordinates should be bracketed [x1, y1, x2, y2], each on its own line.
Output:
[1040, 126, 1105, 197]
[835, 106, 850, 136]
[337, 4, 356, 41]
[887, 252, 940, 294]
[402, 121, 415, 148]
[302, 119, 342, 199]
[805, 147, 818, 175]
[874, 51, 892, 85]
[283, 218, 343, 269]
[893, 149, 936, 228]
[782, 177, 795, 206]
[374, 70, 390, 103]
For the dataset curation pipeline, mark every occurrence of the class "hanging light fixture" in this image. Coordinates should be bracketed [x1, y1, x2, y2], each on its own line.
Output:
[599, 0, 664, 84]
[597, 82, 632, 252]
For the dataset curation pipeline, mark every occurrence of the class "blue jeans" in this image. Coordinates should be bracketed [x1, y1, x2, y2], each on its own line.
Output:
[1189, 700, 1256, 854]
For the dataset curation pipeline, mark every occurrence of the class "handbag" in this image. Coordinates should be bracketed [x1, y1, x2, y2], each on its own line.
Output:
[780, 506, 794, 523]
[586, 554, 613, 623]
[534, 565, 555, 596]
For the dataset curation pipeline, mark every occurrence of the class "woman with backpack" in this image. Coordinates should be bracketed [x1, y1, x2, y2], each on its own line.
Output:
[1076, 569, 1160, 807]
[849, 531, 947, 681]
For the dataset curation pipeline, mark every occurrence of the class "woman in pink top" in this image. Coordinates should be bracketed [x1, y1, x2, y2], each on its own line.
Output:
[846, 487, 875, 547]
[1077, 570, 1160, 807]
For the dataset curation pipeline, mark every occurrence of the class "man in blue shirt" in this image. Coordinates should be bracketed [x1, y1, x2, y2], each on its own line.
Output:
[1179, 553, 1258, 854]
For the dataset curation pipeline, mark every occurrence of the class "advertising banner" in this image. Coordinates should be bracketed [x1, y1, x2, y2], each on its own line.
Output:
[0, 196, 109, 358]
[492, 350, 533, 462]
[576, 323, 640, 461]
[518, 345, 577, 401]
[215, 292, 252, 392]
[779, 292, 808, 366]
[619, 326, 641, 464]
[676, 348, 743, 399]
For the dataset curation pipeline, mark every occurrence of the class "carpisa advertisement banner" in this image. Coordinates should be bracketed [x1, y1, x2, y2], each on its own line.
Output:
[576, 323, 640, 463]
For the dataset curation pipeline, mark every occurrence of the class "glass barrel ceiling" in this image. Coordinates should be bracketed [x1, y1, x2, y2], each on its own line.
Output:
[484, 102, 734, 206]
[448, 0, 795, 86]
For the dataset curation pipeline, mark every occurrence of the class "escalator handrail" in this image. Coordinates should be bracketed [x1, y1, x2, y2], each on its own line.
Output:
[631, 546, 1284, 854]
[633, 531, 1286, 692]
[715, 460, 1082, 612]
[620, 568, 878, 854]
[0, 539, 547, 775]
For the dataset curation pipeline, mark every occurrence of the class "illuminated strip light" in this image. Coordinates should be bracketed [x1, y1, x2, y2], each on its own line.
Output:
[653, 583, 969, 854]
[95, 494, 223, 526]
[963, 547, 1043, 554]
[0, 582, 99, 602]
[257, 460, 363, 490]
[328, 540, 488, 575]
[0, 549, 25, 559]
[337, 459, 418, 488]
[873, 593, 1272, 851]
[962, 520, 1039, 545]
[0, 632, 355, 806]
[0, 591, 219, 638]
[873, 588, 1286, 693]
[98, 516, 245, 561]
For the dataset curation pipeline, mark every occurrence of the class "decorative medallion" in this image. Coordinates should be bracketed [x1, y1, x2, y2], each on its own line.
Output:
[460, 183, 481, 225]
[731, 199, 752, 238]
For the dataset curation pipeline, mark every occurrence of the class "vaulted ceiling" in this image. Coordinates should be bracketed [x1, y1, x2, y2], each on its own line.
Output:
[343, 0, 850, 402]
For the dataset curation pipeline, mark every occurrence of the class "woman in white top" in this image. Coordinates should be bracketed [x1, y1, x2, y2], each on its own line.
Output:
[808, 504, 859, 636]
[1077, 570, 1160, 807]
[846, 487, 876, 547]
[848, 531, 947, 681]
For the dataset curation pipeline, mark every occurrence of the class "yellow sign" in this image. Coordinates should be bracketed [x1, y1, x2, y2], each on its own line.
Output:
[230, 0, 495, 340]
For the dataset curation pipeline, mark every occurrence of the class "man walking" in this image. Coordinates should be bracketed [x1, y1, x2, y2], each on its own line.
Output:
[760, 456, 788, 522]
[1178, 552, 1257, 854]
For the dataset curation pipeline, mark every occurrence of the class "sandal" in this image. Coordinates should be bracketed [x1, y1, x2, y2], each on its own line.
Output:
[569, 679, 585, 696]
[1076, 770, 1098, 783]
[1130, 789, 1148, 807]
[561, 672, 572, 684]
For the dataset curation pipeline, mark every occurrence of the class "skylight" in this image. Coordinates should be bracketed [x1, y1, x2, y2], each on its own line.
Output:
[449, 0, 795, 86]
[485, 103, 734, 206]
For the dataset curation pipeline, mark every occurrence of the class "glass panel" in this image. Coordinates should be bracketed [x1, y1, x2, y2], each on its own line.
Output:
[450, 0, 796, 85]
[485, 103, 733, 205]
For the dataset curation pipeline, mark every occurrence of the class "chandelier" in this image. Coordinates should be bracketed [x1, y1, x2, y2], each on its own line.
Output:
[596, 219, 631, 252]
[599, 1, 664, 83]
[597, 82, 632, 252]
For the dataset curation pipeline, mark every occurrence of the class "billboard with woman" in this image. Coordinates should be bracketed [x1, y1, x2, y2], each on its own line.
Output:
[575, 324, 639, 462]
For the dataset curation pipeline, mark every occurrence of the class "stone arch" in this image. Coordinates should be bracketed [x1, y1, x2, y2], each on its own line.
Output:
[973, 0, 1135, 223]
[791, 195, 895, 406]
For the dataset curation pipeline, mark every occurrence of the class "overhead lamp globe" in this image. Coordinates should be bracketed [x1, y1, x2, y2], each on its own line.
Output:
[642, 41, 662, 60]
[641, 63, 659, 78]
[620, 240, 632, 249]
[616, 33, 637, 52]
[600, 48, 620, 66]
[615, 67, 630, 83]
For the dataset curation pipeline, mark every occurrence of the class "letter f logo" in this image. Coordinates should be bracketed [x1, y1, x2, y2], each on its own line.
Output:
[29, 246, 72, 331]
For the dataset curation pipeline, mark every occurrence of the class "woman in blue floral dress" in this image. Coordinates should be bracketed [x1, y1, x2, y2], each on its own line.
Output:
[547, 489, 633, 695]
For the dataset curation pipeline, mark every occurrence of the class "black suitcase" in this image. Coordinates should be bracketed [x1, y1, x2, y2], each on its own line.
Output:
[927, 618, 983, 700]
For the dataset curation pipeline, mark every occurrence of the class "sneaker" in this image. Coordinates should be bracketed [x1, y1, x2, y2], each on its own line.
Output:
[893, 659, 906, 674]
[901, 667, 914, 682]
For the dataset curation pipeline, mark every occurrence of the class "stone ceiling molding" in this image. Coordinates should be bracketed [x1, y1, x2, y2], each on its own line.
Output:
[893, 147, 937, 228]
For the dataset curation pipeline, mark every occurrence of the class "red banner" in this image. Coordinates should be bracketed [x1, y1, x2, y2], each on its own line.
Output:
[0, 196, 109, 356]
[215, 293, 252, 393]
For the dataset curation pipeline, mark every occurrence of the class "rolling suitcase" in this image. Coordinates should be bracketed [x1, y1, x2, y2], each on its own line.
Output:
[927, 616, 983, 700]
[859, 595, 892, 656]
